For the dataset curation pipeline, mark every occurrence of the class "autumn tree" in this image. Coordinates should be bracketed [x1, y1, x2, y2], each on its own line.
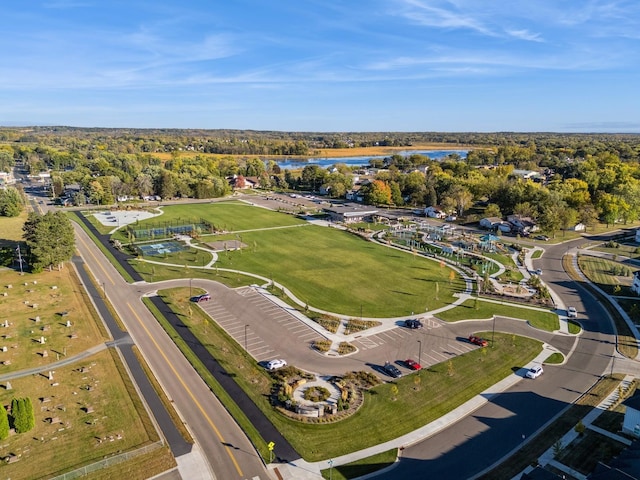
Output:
[363, 180, 392, 205]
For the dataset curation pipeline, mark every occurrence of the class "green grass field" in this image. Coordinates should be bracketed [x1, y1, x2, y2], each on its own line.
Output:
[211, 225, 466, 317]
[436, 298, 560, 331]
[0, 210, 29, 242]
[111, 200, 306, 243]
[577, 255, 635, 295]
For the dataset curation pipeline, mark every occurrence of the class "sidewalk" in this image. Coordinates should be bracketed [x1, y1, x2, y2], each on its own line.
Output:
[516, 375, 635, 480]
[270, 344, 560, 480]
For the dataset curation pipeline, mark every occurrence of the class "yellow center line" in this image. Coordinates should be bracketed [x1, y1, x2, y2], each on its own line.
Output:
[76, 228, 116, 287]
[126, 302, 244, 477]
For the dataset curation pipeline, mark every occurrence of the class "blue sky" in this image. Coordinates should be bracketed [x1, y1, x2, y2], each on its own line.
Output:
[2, 0, 639, 132]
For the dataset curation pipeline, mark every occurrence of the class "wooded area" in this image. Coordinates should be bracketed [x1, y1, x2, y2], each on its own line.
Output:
[1, 128, 640, 239]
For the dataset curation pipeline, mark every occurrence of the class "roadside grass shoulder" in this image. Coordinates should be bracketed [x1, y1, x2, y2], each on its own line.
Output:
[142, 292, 270, 461]
[70, 212, 135, 283]
[578, 255, 634, 293]
[321, 449, 398, 480]
[570, 255, 638, 358]
[436, 299, 560, 332]
[479, 374, 625, 480]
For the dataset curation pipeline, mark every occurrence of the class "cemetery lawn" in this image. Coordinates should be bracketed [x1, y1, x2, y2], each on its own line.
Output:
[0, 210, 30, 242]
[0, 268, 174, 479]
[155, 287, 542, 462]
[0, 267, 106, 371]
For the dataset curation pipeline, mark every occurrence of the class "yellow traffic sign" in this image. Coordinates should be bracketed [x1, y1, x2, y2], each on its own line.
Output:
[267, 441, 275, 451]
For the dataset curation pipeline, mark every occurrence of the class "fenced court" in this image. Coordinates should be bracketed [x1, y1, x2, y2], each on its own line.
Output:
[136, 241, 187, 256]
[127, 218, 213, 240]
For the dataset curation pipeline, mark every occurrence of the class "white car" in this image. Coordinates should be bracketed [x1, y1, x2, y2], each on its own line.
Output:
[567, 307, 577, 318]
[266, 359, 287, 370]
[526, 365, 544, 379]
[533, 268, 543, 275]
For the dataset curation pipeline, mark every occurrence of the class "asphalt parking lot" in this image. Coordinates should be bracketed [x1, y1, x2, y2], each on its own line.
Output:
[194, 281, 491, 378]
[197, 286, 326, 365]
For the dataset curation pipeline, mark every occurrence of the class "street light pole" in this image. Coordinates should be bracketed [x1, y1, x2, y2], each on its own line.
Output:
[189, 278, 192, 298]
[492, 315, 496, 347]
[418, 339, 422, 368]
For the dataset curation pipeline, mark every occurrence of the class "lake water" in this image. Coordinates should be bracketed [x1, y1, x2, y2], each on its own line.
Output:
[277, 149, 468, 170]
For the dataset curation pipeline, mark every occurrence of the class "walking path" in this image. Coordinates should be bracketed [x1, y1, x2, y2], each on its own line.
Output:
[271, 344, 560, 480]
[0, 342, 109, 382]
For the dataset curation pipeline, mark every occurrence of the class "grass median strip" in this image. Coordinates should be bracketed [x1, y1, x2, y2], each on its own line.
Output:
[436, 298, 560, 332]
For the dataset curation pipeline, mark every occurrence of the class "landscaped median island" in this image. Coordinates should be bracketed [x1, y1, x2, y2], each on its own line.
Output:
[149, 286, 544, 463]
[436, 297, 561, 332]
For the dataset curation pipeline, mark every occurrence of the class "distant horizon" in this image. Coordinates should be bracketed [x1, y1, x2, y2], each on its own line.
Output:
[2, 2, 639, 133]
[2, 123, 640, 136]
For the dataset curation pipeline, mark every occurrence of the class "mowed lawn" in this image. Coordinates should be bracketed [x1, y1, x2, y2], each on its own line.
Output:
[212, 225, 466, 317]
[119, 200, 305, 238]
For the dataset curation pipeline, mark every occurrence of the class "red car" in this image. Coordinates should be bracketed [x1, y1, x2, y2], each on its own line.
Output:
[404, 359, 422, 370]
[468, 335, 488, 347]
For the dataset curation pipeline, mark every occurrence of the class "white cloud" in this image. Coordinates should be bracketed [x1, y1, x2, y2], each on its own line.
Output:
[505, 29, 543, 42]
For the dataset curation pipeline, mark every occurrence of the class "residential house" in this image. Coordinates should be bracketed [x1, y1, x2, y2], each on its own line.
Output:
[507, 215, 539, 234]
[425, 206, 446, 219]
[479, 217, 504, 230]
[229, 175, 258, 190]
[570, 223, 586, 232]
[510, 169, 544, 182]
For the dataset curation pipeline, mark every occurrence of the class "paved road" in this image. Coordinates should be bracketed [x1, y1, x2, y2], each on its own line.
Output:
[383, 236, 618, 479]
[72, 220, 271, 480]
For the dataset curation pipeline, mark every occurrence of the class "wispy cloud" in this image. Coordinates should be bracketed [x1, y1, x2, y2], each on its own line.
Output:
[393, 0, 496, 36]
[506, 29, 543, 42]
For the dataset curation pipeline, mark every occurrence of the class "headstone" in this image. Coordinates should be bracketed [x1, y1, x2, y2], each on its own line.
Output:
[42, 350, 48, 358]
[40, 336, 46, 344]
[33, 281, 37, 285]
[51, 286, 57, 290]
[48, 371, 53, 381]
[1, 346, 7, 352]
[35, 316, 40, 323]
[66, 320, 71, 328]
[3, 320, 7, 327]
[7, 285, 12, 289]
[5, 382, 11, 390]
